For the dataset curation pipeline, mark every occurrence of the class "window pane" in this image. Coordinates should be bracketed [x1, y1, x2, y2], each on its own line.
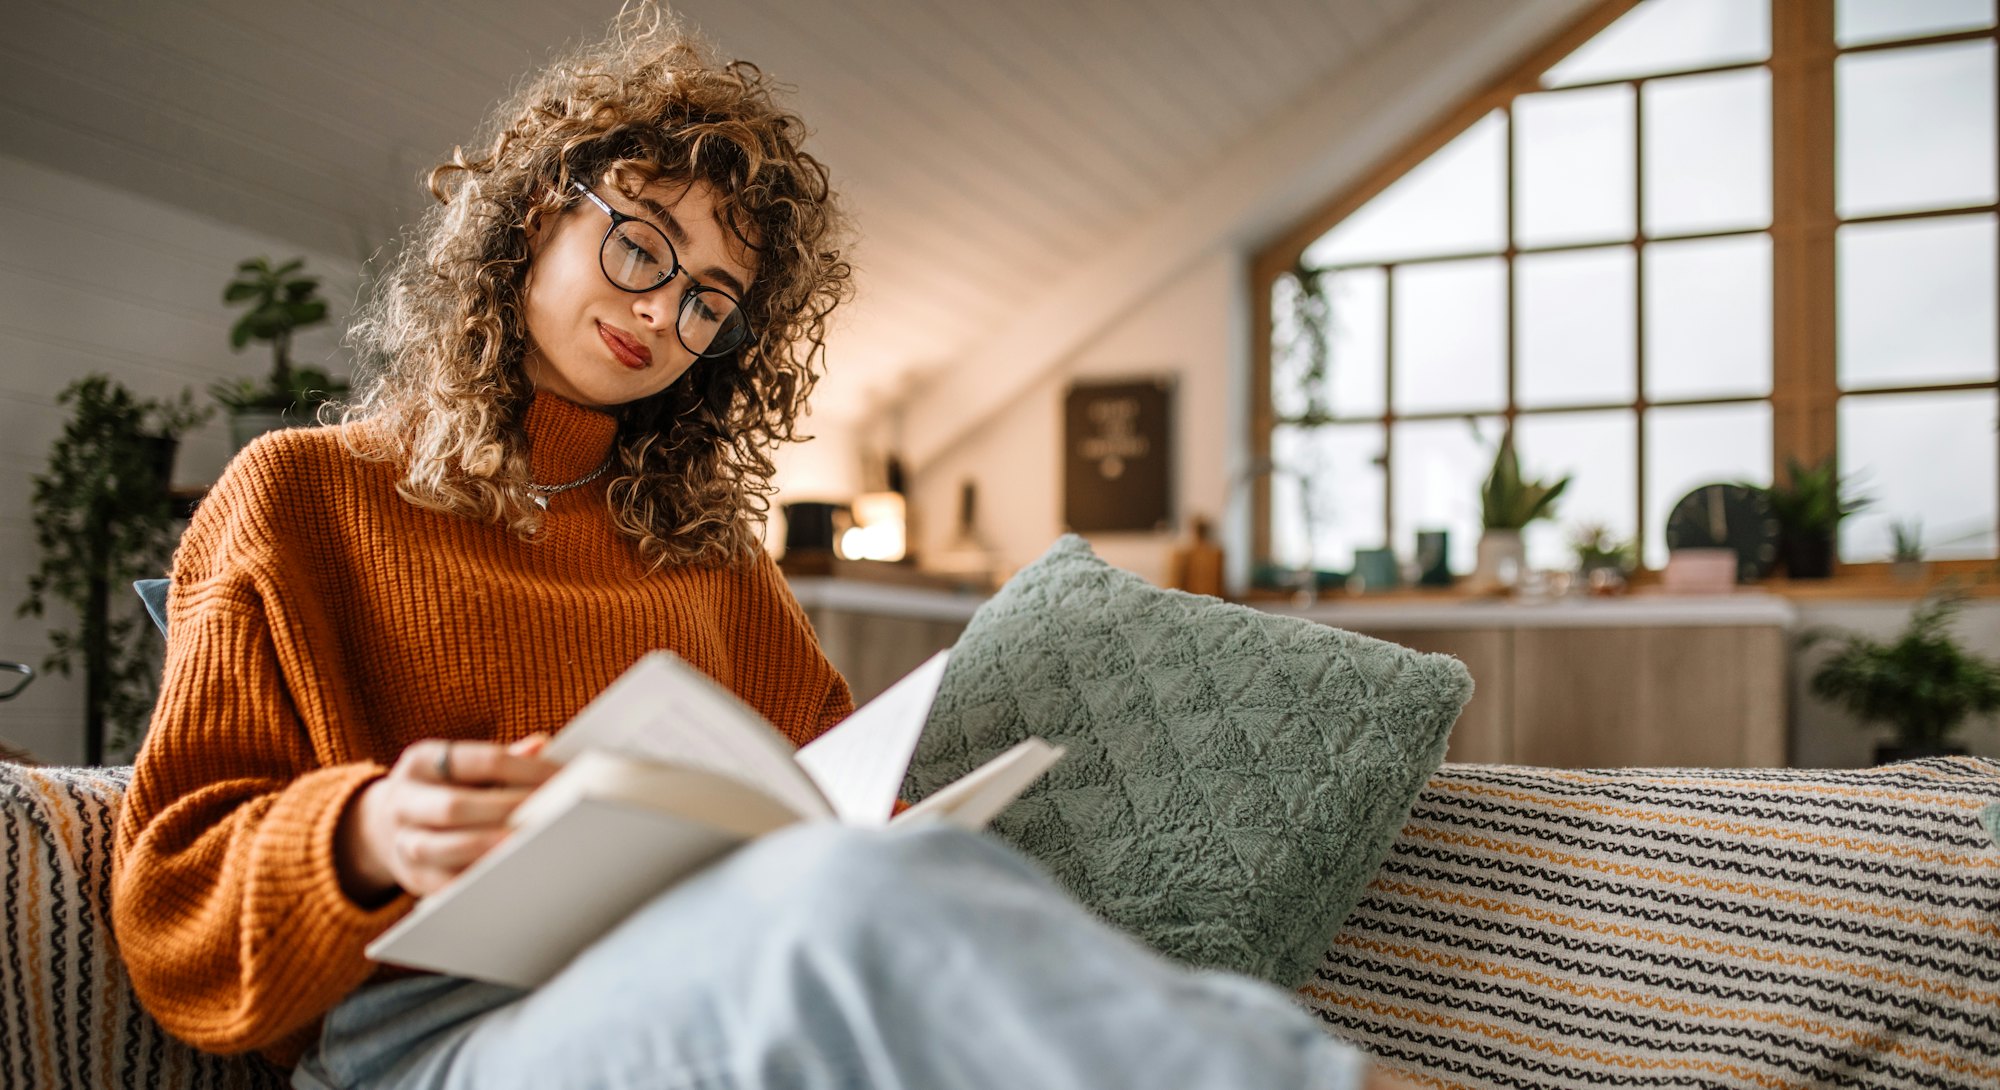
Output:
[1328, 268, 1387, 418]
[1837, 40, 1997, 218]
[1392, 417, 1503, 575]
[1644, 402, 1772, 568]
[1513, 410, 1639, 572]
[1515, 86, 1636, 248]
[1643, 68, 1772, 236]
[1837, 0, 1995, 47]
[1645, 234, 1773, 401]
[1272, 423, 1385, 572]
[1392, 258, 1507, 414]
[1839, 214, 1998, 389]
[1840, 391, 1998, 560]
[1306, 112, 1507, 267]
[1544, 0, 1769, 87]
[1517, 247, 1636, 409]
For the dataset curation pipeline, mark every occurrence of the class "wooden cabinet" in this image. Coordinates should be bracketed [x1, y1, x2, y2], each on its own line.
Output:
[788, 579, 979, 704]
[1293, 598, 1795, 768]
[787, 578, 1796, 769]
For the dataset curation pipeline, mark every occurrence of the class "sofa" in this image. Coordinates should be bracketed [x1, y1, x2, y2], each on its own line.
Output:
[6, 755, 1996, 1089]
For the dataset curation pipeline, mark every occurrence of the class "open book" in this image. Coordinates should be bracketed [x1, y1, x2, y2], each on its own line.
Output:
[366, 650, 1064, 989]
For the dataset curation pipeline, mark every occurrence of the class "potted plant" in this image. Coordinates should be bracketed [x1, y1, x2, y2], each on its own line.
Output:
[17, 376, 212, 764]
[1755, 455, 1871, 580]
[1804, 591, 2000, 764]
[212, 256, 343, 451]
[1890, 519, 1927, 584]
[1570, 522, 1636, 595]
[1474, 428, 1569, 592]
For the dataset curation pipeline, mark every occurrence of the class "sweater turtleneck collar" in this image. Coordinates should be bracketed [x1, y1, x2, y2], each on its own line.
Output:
[522, 389, 619, 487]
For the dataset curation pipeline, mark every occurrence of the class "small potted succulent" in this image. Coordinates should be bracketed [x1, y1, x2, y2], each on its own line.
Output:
[1803, 590, 2000, 764]
[1890, 519, 1927, 584]
[1755, 455, 1872, 580]
[1570, 522, 1636, 595]
[1473, 428, 1569, 593]
[212, 256, 345, 451]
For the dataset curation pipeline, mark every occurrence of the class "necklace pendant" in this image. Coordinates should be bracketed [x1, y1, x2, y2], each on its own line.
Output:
[533, 494, 549, 511]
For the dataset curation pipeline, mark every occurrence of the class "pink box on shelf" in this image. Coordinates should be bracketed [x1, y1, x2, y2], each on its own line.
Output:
[1660, 548, 1738, 594]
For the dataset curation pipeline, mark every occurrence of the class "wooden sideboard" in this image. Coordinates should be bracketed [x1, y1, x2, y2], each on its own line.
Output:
[788, 577, 1797, 769]
[787, 579, 983, 704]
[1269, 596, 1795, 768]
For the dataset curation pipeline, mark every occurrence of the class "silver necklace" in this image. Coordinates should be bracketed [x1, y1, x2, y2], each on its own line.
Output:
[529, 457, 613, 509]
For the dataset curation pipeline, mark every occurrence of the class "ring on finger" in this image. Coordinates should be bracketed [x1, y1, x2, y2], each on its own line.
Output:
[436, 740, 452, 782]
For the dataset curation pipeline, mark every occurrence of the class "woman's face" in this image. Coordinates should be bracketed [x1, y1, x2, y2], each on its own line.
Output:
[520, 174, 756, 409]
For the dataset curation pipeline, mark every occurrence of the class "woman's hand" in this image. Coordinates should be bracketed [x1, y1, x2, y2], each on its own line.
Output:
[335, 735, 558, 905]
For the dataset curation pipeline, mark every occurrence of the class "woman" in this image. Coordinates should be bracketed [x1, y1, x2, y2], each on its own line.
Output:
[111, 6, 1399, 1088]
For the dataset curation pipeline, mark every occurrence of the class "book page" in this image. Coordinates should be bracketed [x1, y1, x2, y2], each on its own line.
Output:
[509, 751, 803, 840]
[368, 796, 750, 988]
[891, 737, 1066, 830]
[544, 651, 832, 820]
[794, 651, 951, 826]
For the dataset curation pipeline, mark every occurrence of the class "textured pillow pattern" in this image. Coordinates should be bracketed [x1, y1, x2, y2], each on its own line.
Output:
[0, 763, 284, 1090]
[1304, 759, 2000, 1088]
[905, 534, 1473, 989]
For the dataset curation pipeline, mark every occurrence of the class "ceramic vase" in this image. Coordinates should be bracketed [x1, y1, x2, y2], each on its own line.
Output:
[1472, 529, 1525, 593]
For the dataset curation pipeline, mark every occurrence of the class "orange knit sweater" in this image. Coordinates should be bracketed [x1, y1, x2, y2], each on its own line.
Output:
[110, 391, 853, 1068]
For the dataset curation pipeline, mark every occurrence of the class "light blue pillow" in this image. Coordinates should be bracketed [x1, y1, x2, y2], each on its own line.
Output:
[905, 535, 1473, 988]
[134, 578, 170, 638]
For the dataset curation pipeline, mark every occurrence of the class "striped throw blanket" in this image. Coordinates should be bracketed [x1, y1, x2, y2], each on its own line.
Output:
[0, 763, 283, 1089]
[1302, 759, 2000, 1089]
[6, 760, 1996, 1088]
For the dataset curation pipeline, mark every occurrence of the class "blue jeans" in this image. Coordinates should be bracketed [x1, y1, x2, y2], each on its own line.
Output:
[292, 823, 1365, 1090]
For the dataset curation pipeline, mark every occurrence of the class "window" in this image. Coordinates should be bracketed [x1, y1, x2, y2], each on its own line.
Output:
[1255, 0, 1999, 576]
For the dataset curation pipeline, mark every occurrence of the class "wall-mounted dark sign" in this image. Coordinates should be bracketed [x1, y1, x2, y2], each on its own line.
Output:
[1063, 379, 1172, 534]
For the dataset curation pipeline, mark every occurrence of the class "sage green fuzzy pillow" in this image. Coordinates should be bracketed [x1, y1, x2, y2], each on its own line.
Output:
[904, 534, 1473, 989]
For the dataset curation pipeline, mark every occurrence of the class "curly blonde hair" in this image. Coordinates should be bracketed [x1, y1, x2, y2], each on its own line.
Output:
[341, 1, 851, 570]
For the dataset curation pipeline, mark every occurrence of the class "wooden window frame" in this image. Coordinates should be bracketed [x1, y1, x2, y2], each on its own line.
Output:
[1250, 0, 2000, 581]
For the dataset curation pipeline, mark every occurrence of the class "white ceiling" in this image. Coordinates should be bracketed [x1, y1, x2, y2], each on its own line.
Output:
[0, 0, 1583, 437]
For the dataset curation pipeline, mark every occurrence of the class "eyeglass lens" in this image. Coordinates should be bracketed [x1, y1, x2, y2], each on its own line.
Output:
[599, 221, 749, 358]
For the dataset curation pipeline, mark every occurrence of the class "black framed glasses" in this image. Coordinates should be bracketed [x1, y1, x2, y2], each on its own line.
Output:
[570, 181, 751, 359]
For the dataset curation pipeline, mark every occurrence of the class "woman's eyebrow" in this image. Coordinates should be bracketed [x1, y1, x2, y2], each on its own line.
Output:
[632, 194, 749, 297]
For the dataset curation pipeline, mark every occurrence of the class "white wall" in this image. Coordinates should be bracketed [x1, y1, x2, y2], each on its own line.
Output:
[0, 153, 358, 764]
[906, 248, 1240, 588]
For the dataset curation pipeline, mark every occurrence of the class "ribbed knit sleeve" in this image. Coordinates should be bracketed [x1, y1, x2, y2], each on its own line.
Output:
[742, 547, 853, 743]
[111, 461, 413, 1059]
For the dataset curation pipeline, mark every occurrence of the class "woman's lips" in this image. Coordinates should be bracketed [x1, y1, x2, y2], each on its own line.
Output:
[597, 322, 651, 369]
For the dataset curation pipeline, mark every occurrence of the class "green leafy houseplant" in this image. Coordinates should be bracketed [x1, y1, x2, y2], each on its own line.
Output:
[1480, 429, 1570, 530]
[18, 376, 211, 763]
[1803, 591, 2000, 761]
[1468, 428, 1570, 592]
[1755, 455, 1872, 579]
[211, 257, 344, 432]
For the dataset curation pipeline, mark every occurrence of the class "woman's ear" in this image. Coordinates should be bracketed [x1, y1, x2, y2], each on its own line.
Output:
[522, 189, 565, 251]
